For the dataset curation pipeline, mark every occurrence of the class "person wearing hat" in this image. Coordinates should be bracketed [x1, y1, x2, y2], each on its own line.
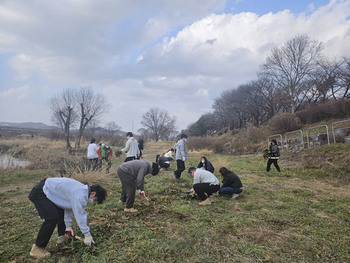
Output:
[118, 132, 140, 162]
[28, 177, 107, 259]
[266, 139, 281, 172]
[87, 138, 99, 171]
[188, 167, 220, 206]
[170, 134, 188, 180]
[117, 160, 159, 213]
[97, 142, 113, 173]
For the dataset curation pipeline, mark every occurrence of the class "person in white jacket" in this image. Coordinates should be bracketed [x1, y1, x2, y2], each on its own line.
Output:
[87, 138, 99, 171]
[28, 177, 107, 259]
[119, 132, 140, 162]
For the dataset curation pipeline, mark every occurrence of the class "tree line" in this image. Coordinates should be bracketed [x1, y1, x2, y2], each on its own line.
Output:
[188, 35, 350, 136]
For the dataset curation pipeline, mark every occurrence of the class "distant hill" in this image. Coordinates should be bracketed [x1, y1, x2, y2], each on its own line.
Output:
[0, 122, 55, 130]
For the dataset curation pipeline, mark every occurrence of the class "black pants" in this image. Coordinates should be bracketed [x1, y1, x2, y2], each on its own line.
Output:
[98, 158, 112, 172]
[124, 156, 136, 162]
[88, 158, 99, 171]
[117, 167, 137, 208]
[28, 180, 65, 248]
[266, 158, 280, 172]
[174, 160, 185, 179]
[193, 183, 220, 200]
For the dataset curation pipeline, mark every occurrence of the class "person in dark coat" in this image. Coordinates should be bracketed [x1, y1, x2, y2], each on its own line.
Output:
[218, 167, 243, 198]
[197, 156, 215, 173]
[266, 139, 281, 172]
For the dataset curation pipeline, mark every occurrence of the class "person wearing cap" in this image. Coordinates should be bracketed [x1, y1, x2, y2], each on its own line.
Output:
[97, 142, 113, 173]
[118, 132, 140, 162]
[117, 160, 159, 213]
[188, 167, 220, 206]
[266, 139, 281, 172]
[170, 134, 188, 180]
[87, 138, 99, 171]
[28, 177, 107, 259]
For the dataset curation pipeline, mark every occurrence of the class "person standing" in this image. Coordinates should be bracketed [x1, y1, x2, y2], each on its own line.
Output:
[119, 132, 140, 162]
[97, 142, 113, 173]
[266, 139, 281, 172]
[28, 177, 107, 259]
[117, 160, 159, 213]
[137, 139, 144, 160]
[197, 156, 215, 173]
[87, 138, 99, 171]
[188, 167, 220, 206]
[218, 167, 243, 199]
[170, 134, 188, 180]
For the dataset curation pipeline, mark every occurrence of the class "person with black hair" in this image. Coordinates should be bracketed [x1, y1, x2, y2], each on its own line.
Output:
[170, 134, 188, 180]
[218, 167, 243, 199]
[156, 154, 170, 169]
[164, 148, 174, 161]
[188, 167, 220, 206]
[117, 160, 159, 213]
[137, 139, 144, 160]
[28, 177, 107, 259]
[87, 138, 99, 171]
[197, 156, 215, 173]
[266, 139, 281, 172]
[119, 132, 140, 162]
[97, 142, 113, 173]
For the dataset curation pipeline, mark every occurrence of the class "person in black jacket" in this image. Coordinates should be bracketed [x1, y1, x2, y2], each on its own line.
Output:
[218, 167, 243, 197]
[266, 139, 281, 172]
[197, 156, 215, 173]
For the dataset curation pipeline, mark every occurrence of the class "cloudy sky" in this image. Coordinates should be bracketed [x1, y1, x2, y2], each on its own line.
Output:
[0, 0, 349, 133]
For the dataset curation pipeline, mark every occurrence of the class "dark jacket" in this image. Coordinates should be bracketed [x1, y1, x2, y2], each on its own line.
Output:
[221, 172, 242, 189]
[197, 157, 215, 173]
[269, 144, 280, 158]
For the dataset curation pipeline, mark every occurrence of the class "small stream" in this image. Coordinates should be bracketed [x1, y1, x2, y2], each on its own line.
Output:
[0, 154, 30, 169]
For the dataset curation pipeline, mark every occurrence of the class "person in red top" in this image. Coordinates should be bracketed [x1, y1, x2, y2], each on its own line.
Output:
[97, 142, 113, 173]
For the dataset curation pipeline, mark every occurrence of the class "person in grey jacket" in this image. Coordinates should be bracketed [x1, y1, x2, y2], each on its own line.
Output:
[117, 160, 159, 213]
[28, 177, 107, 259]
[119, 132, 140, 162]
[188, 167, 220, 206]
[266, 139, 281, 172]
[170, 134, 188, 179]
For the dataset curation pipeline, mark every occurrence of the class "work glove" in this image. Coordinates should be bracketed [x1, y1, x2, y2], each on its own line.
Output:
[182, 156, 186, 161]
[65, 226, 74, 237]
[136, 189, 146, 197]
[84, 234, 95, 246]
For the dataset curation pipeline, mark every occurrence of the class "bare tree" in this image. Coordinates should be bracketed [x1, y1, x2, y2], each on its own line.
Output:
[105, 121, 122, 138]
[49, 89, 77, 149]
[140, 108, 177, 141]
[74, 88, 107, 148]
[260, 35, 323, 112]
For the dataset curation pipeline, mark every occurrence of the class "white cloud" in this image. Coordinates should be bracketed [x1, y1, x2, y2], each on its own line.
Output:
[0, 0, 349, 130]
[0, 85, 29, 100]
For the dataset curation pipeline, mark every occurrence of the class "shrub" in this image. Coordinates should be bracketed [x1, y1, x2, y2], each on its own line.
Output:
[187, 137, 226, 154]
[268, 112, 301, 134]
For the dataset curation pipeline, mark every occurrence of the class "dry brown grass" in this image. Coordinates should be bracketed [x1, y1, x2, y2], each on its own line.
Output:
[211, 157, 230, 171]
[71, 171, 113, 187]
[189, 149, 213, 157]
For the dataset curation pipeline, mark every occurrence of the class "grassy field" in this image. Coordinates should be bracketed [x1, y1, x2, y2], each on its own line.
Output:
[0, 138, 349, 262]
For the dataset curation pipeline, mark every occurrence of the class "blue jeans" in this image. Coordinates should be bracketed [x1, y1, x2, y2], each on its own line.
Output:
[219, 187, 242, 196]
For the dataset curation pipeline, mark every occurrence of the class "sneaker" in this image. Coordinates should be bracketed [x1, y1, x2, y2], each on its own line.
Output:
[198, 198, 212, 206]
[208, 195, 215, 203]
[29, 244, 51, 259]
[231, 194, 240, 200]
[56, 235, 69, 244]
[124, 207, 138, 213]
[170, 172, 176, 179]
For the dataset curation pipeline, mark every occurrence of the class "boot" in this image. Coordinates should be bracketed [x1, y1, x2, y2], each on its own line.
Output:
[199, 198, 212, 206]
[29, 244, 51, 259]
[56, 235, 69, 244]
[124, 207, 138, 213]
